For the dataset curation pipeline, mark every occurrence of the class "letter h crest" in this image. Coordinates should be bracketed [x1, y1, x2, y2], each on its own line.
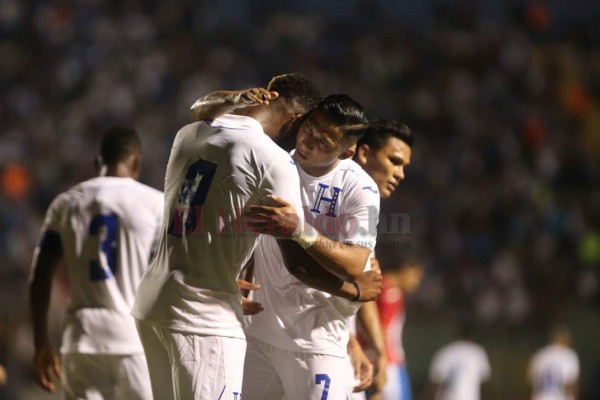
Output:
[310, 183, 342, 217]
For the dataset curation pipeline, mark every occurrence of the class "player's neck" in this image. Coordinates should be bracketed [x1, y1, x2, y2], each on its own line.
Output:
[234, 107, 279, 139]
[102, 164, 135, 179]
[296, 158, 340, 177]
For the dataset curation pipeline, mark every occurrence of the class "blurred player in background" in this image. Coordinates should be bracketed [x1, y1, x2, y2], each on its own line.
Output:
[29, 127, 163, 399]
[527, 325, 580, 400]
[427, 323, 491, 400]
[193, 91, 382, 398]
[373, 258, 424, 400]
[352, 119, 414, 399]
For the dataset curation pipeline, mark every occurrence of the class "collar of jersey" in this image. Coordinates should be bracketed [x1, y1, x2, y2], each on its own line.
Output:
[290, 149, 355, 180]
[211, 114, 264, 133]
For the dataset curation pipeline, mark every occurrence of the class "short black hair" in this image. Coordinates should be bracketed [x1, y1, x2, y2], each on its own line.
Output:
[100, 126, 142, 165]
[267, 73, 321, 115]
[311, 94, 369, 141]
[356, 119, 414, 151]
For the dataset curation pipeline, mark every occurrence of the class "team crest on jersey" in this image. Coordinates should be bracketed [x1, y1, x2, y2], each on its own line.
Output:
[310, 183, 342, 217]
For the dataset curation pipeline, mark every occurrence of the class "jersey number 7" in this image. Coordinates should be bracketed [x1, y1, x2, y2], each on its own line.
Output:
[315, 374, 331, 400]
[168, 159, 217, 237]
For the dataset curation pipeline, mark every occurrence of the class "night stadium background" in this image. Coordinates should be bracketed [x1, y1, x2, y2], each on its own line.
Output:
[1, 1, 599, 398]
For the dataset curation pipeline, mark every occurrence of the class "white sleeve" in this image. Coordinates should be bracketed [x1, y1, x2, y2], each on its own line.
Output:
[480, 348, 492, 381]
[41, 193, 69, 234]
[564, 351, 580, 383]
[259, 154, 305, 229]
[338, 180, 380, 251]
[429, 350, 448, 383]
[150, 191, 165, 257]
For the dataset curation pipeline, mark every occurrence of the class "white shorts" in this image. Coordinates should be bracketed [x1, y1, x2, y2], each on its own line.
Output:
[242, 334, 352, 400]
[61, 353, 151, 400]
[135, 319, 245, 400]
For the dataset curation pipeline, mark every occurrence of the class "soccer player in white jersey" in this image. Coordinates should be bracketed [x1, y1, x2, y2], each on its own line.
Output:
[132, 75, 380, 400]
[353, 119, 414, 400]
[29, 127, 163, 399]
[192, 91, 387, 398]
[241, 95, 381, 399]
[528, 325, 579, 400]
[428, 324, 491, 400]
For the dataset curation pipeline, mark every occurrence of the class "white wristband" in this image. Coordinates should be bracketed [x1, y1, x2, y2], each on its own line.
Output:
[292, 221, 319, 249]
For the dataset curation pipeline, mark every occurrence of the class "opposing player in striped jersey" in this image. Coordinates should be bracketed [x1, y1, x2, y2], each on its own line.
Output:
[29, 127, 163, 399]
[375, 259, 424, 400]
[133, 75, 379, 400]
[528, 325, 579, 400]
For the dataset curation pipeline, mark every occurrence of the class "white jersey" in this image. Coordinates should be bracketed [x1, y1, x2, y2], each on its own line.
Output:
[528, 344, 579, 400]
[429, 340, 491, 400]
[246, 157, 380, 357]
[132, 115, 304, 339]
[37, 177, 163, 354]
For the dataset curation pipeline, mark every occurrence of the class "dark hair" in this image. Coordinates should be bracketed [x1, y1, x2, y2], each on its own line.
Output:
[356, 119, 414, 151]
[267, 73, 321, 115]
[311, 94, 368, 141]
[100, 126, 142, 165]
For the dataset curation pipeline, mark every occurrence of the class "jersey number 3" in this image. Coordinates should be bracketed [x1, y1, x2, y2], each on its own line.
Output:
[168, 159, 217, 237]
[89, 214, 119, 281]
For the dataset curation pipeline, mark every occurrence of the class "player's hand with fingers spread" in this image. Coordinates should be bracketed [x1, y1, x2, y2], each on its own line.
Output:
[355, 270, 383, 302]
[245, 195, 301, 239]
[236, 279, 264, 315]
[32, 346, 61, 392]
[234, 88, 278, 107]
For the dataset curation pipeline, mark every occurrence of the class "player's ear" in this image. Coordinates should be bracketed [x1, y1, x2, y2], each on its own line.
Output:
[94, 155, 105, 175]
[339, 144, 356, 160]
[130, 153, 141, 179]
[355, 144, 369, 165]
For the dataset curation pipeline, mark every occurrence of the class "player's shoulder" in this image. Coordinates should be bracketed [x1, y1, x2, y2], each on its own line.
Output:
[125, 179, 162, 197]
[337, 159, 378, 190]
[336, 159, 380, 199]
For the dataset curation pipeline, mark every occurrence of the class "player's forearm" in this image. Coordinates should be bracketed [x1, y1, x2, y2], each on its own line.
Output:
[358, 301, 386, 356]
[29, 262, 53, 349]
[277, 239, 358, 301]
[302, 234, 370, 281]
[29, 247, 60, 349]
[190, 91, 241, 121]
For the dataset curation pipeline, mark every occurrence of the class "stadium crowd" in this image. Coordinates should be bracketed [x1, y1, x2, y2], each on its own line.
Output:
[0, 0, 599, 398]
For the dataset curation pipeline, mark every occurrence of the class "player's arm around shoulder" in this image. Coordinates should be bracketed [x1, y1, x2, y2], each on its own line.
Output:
[246, 153, 382, 299]
[246, 191, 377, 281]
[190, 88, 278, 121]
